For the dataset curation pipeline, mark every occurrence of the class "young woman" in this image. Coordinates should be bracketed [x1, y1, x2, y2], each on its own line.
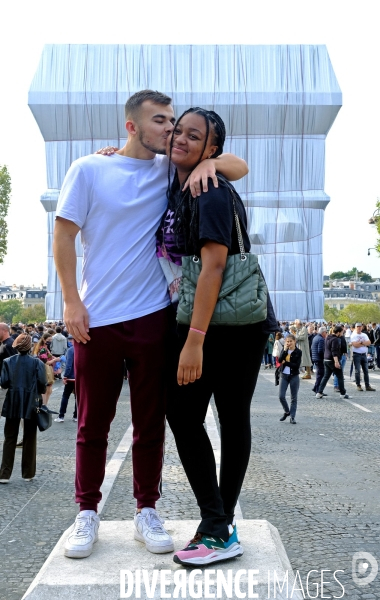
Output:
[33, 333, 60, 405]
[278, 334, 302, 425]
[156, 107, 277, 567]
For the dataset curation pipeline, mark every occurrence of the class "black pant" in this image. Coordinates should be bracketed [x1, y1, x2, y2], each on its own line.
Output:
[167, 323, 268, 541]
[58, 381, 77, 419]
[312, 360, 324, 393]
[318, 360, 346, 395]
[0, 417, 37, 480]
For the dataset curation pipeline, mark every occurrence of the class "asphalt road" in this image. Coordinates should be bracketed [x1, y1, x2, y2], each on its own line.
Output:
[0, 366, 379, 600]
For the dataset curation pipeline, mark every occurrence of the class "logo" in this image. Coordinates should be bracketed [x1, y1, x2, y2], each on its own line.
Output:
[352, 552, 378, 586]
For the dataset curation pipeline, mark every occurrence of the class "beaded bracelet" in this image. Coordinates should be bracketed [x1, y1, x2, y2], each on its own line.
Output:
[189, 327, 206, 336]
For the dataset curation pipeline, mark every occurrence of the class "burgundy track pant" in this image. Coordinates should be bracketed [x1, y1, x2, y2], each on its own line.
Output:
[74, 307, 170, 512]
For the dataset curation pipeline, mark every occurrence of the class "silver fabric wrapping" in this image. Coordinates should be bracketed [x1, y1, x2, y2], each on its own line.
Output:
[28, 44, 342, 320]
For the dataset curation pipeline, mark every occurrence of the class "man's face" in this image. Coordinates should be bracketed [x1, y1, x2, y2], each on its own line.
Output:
[27, 326, 33, 333]
[135, 101, 175, 155]
[0, 327, 7, 342]
[356, 326, 363, 334]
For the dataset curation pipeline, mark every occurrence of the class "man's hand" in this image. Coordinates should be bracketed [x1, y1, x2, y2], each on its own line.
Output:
[182, 159, 218, 198]
[177, 340, 203, 385]
[63, 377, 68, 385]
[334, 360, 341, 369]
[64, 300, 91, 344]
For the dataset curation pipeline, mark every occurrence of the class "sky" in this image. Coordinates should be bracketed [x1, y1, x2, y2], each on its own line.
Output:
[0, 0, 379, 286]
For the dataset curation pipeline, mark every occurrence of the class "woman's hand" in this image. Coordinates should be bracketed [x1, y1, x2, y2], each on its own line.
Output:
[95, 146, 118, 155]
[177, 339, 203, 385]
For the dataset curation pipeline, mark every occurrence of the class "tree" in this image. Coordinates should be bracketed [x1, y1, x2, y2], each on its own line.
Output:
[372, 197, 380, 255]
[329, 267, 373, 282]
[0, 165, 11, 265]
[14, 305, 46, 324]
[0, 299, 23, 323]
[339, 303, 380, 325]
[324, 304, 340, 322]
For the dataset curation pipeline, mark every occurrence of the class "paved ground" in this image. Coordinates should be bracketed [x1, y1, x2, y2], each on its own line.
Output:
[0, 366, 379, 599]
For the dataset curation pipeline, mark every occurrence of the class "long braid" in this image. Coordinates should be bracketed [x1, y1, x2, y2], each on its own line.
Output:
[166, 107, 226, 252]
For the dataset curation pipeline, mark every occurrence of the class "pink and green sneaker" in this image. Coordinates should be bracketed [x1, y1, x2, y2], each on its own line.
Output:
[173, 524, 243, 567]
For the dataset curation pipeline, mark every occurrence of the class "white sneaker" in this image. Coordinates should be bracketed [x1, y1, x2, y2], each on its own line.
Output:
[315, 393, 323, 398]
[54, 417, 64, 423]
[134, 508, 174, 553]
[0, 479, 9, 484]
[64, 510, 100, 558]
[72, 418, 78, 422]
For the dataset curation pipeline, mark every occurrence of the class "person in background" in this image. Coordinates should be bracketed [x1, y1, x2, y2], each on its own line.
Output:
[333, 331, 348, 392]
[350, 323, 376, 392]
[373, 322, 380, 368]
[278, 335, 302, 424]
[50, 326, 68, 360]
[295, 320, 312, 379]
[273, 332, 285, 367]
[33, 333, 60, 405]
[316, 326, 350, 399]
[0, 334, 46, 483]
[0, 323, 18, 414]
[55, 337, 77, 423]
[264, 333, 275, 368]
[311, 326, 327, 396]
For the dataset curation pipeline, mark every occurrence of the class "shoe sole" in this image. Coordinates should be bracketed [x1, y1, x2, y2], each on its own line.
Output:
[173, 543, 244, 566]
[64, 531, 99, 558]
[134, 529, 174, 554]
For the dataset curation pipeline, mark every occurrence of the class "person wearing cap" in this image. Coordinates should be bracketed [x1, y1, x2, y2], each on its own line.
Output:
[350, 323, 376, 392]
[0, 334, 47, 483]
[55, 336, 77, 423]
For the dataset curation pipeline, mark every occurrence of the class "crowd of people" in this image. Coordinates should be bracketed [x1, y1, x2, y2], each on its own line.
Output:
[265, 320, 379, 425]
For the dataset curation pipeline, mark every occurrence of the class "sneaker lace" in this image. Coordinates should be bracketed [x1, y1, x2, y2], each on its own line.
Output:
[74, 515, 94, 538]
[188, 532, 203, 546]
[145, 510, 165, 533]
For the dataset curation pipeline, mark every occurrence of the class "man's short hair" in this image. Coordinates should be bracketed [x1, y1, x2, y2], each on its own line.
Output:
[319, 327, 327, 334]
[56, 326, 62, 333]
[27, 323, 35, 328]
[333, 326, 343, 334]
[125, 89, 172, 120]
[37, 325, 44, 332]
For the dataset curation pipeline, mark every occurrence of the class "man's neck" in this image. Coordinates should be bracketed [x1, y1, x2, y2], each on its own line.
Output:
[117, 141, 156, 160]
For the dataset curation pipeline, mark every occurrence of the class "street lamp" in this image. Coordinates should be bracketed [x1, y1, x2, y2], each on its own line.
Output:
[368, 208, 380, 225]
[368, 248, 376, 256]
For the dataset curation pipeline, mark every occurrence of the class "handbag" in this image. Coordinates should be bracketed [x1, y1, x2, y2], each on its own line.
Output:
[35, 401, 58, 432]
[45, 363, 54, 385]
[176, 186, 268, 326]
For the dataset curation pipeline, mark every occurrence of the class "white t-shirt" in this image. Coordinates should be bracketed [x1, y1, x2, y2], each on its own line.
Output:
[56, 153, 172, 328]
[350, 332, 369, 354]
[283, 349, 293, 374]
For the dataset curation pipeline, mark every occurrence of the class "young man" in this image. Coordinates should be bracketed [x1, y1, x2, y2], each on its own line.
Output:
[316, 325, 350, 399]
[350, 323, 376, 391]
[53, 90, 248, 559]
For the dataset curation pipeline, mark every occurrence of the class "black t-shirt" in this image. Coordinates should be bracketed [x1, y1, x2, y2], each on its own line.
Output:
[0, 337, 17, 373]
[197, 180, 251, 255]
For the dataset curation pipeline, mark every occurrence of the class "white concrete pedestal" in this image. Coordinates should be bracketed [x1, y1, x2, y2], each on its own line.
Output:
[23, 520, 302, 599]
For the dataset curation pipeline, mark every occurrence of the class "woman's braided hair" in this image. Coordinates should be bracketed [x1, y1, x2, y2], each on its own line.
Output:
[166, 107, 226, 252]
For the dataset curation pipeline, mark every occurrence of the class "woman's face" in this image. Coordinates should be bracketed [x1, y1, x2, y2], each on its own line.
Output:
[45, 337, 52, 346]
[285, 337, 296, 350]
[167, 113, 218, 172]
